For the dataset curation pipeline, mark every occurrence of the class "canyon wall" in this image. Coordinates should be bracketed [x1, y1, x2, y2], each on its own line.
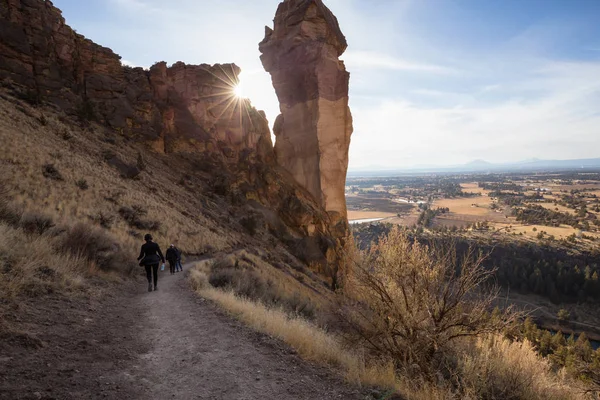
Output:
[259, 0, 353, 235]
[0, 0, 350, 280]
[0, 0, 272, 162]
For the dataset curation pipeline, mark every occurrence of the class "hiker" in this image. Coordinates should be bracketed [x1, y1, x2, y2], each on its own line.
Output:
[138, 234, 165, 292]
[174, 245, 183, 272]
[165, 244, 178, 275]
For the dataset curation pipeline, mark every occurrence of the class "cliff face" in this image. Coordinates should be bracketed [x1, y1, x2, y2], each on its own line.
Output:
[259, 0, 353, 236]
[0, 0, 350, 281]
[0, 0, 272, 162]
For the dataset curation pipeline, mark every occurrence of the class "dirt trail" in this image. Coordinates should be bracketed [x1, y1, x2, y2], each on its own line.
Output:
[1, 265, 369, 400]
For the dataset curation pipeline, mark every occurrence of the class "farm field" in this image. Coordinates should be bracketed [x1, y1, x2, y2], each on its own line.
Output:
[346, 171, 600, 246]
[347, 210, 396, 221]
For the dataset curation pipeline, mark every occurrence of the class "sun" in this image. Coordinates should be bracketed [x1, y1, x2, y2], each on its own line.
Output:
[233, 82, 244, 98]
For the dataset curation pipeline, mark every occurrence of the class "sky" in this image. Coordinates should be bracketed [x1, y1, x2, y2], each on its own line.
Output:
[53, 0, 600, 170]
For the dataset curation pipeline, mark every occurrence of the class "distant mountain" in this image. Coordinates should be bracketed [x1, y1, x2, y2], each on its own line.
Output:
[465, 159, 492, 167]
[348, 157, 600, 177]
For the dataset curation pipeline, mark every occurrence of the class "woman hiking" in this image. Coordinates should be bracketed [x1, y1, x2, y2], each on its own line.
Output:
[165, 244, 178, 275]
[138, 234, 165, 292]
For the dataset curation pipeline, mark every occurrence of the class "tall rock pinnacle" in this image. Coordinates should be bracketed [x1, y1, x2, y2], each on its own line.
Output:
[259, 0, 353, 231]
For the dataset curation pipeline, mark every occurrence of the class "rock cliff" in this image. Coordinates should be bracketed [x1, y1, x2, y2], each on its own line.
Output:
[0, 0, 350, 284]
[0, 0, 272, 162]
[259, 0, 353, 236]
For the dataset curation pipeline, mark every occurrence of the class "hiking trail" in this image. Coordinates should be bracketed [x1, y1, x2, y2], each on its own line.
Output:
[0, 262, 368, 400]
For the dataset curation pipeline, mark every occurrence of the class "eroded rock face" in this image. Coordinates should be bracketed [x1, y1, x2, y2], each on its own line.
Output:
[0, 0, 273, 162]
[259, 0, 353, 232]
[0, 0, 347, 282]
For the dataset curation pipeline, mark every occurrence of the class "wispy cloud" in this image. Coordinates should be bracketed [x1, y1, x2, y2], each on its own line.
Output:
[343, 51, 456, 74]
[350, 58, 600, 168]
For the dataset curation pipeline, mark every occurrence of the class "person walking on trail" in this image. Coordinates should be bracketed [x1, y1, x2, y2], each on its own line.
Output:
[165, 244, 178, 275]
[138, 234, 165, 292]
[174, 245, 183, 272]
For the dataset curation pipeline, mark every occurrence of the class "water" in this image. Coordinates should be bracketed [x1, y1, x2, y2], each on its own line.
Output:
[349, 218, 385, 225]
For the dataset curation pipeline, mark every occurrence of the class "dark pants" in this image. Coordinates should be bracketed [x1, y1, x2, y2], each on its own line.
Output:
[145, 264, 159, 287]
[168, 260, 177, 274]
[176, 259, 183, 271]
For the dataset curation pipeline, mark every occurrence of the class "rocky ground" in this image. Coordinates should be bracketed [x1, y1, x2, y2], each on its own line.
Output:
[0, 265, 371, 400]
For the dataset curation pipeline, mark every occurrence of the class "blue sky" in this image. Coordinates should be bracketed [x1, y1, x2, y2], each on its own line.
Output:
[54, 0, 600, 169]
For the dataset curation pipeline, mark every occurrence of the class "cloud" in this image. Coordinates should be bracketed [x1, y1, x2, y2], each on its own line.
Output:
[350, 58, 600, 168]
[343, 51, 456, 74]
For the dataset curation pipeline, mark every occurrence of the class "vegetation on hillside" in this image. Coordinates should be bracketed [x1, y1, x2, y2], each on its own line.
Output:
[191, 226, 597, 398]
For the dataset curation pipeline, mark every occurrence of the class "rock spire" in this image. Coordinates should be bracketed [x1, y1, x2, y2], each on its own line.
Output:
[259, 0, 353, 231]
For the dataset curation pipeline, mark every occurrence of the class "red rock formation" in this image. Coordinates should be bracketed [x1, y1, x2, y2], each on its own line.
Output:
[259, 0, 353, 233]
[0, 0, 272, 162]
[0, 0, 347, 284]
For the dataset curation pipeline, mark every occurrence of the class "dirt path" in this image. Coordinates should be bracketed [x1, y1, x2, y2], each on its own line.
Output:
[0, 265, 370, 400]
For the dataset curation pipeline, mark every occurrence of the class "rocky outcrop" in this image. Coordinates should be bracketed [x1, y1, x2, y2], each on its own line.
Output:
[259, 0, 353, 234]
[0, 0, 349, 284]
[0, 0, 273, 162]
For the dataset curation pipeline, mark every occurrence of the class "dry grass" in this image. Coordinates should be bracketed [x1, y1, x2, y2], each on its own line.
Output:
[460, 182, 490, 195]
[190, 258, 589, 399]
[434, 196, 494, 216]
[189, 259, 397, 389]
[491, 222, 581, 239]
[457, 335, 582, 400]
[347, 211, 396, 221]
[0, 90, 236, 259]
[0, 222, 86, 299]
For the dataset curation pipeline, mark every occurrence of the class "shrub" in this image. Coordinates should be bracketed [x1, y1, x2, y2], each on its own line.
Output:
[75, 179, 89, 190]
[89, 212, 114, 229]
[457, 335, 576, 400]
[337, 226, 515, 378]
[60, 128, 73, 140]
[208, 255, 316, 320]
[20, 211, 55, 235]
[136, 152, 146, 171]
[118, 205, 160, 230]
[42, 164, 63, 181]
[59, 222, 135, 274]
[239, 215, 259, 236]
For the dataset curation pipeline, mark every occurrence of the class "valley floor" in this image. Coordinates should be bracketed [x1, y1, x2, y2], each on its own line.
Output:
[0, 265, 367, 400]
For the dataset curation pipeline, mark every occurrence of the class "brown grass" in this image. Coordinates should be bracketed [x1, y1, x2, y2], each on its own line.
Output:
[189, 259, 397, 389]
[190, 257, 588, 399]
[0, 92, 236, 258]
[457, 335, 582, 399]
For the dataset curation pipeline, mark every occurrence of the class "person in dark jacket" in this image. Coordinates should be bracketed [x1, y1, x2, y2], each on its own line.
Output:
[138, 234, 165, 292]
[165, 244, 178, 275]
[174, 245, 183, 272]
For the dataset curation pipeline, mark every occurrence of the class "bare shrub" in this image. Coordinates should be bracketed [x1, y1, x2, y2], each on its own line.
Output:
[42, 163, 63, 181]
[119, 205, 161, 231]
[89, 212, 114, 229]
[75, 179, 89, 190]
[337, 226, 515, 378]
[59, 223, 135, 274]
[20, 211, 55, 235]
